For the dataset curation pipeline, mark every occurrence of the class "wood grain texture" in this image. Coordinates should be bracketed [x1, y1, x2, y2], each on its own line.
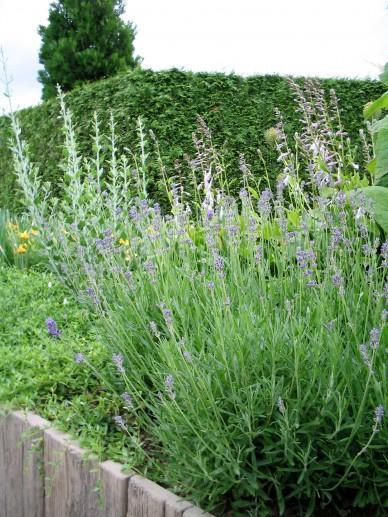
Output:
[0, 410, 212, 517]
[0, 410, 49, 517]
[100, 460, 132, 517]
[127, 475, 194, 517]
[182, 508, 213, 517]
[44, 427, 102, 517]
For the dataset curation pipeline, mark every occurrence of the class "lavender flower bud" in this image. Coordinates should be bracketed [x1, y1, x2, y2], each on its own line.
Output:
[45, 317, 61, 338]
[112, 353, 125, 374]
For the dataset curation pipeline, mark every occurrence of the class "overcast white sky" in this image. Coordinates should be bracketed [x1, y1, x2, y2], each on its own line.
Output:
[0, 0, 387, 112]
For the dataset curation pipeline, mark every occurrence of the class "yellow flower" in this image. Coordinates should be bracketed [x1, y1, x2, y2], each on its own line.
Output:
[7, 222, 18, 231]
[19, 231, 29, 240]
[31, 229, 39, 236]
[15, 244, 27, 254]
[119, 238, 129, 246]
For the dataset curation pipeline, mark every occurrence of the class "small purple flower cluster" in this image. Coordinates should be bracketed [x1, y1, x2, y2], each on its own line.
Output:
[85, 287, 99, 305]
[112, 353, 125, 374]
[296, 248, 317, 285]
[381, 241, 388, 267]
[369, 328, 381, 350]
[74, 352, 85, 364]
[121, 392, 133, 409]
[159, 302, 173, 330]
[45, 317, 61, 338]
[257, 188, 272, 216]
[113, 415, 127, 430]
[149, 321, 160, 338]
[143, 260, 157, 283]
[213, 252, 225, 277]
[165, 374, 176, 400]
[359, 344, 374, 374]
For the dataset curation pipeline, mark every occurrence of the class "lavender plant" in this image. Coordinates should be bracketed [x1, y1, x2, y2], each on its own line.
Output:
[5, 70, 387, 515]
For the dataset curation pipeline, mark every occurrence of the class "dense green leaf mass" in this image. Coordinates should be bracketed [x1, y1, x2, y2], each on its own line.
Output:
[0, 69, 384, 209]
[38, 0, 139, 99]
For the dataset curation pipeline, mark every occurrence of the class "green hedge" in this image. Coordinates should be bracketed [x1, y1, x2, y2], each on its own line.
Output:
[0, 68, 384, 208]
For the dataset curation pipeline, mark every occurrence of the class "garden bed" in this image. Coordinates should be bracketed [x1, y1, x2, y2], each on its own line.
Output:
[1, 75, 387, 515]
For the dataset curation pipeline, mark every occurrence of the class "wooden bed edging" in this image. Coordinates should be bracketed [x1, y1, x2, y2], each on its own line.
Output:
[0, 410, 212, 517]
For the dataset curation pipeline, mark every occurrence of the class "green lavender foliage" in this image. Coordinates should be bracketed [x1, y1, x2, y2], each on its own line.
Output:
[0, 69, 384, 208]
[7, 85, 388, 515]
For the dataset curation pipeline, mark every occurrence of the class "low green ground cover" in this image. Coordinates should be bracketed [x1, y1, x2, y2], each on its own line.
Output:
[0, 267, 142, 464]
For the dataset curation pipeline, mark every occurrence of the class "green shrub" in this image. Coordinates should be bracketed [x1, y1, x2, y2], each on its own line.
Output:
[0, 69, 384, 208]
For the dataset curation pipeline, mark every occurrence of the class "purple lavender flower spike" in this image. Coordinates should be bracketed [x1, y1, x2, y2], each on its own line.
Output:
[381, 241, 388, 267]
[121, 392, 133, 409]
[112, 353, 125, 374]
[374, 405, 384, 426]
[359, 344, 374, 374]
[331, 273, 344, 293]
[150, 321, 160, 338]
[213, 253, 225, 277]
[74, 353, 85, 364]
[257, 188, 272, 216]
[369, 328, 381, 350]
[183, 351, 192, 362]
[165, 374, 176, 400]
[159, 303, 173, 330]
[113, 415, 127, 430]
[45, 317, 61, 338]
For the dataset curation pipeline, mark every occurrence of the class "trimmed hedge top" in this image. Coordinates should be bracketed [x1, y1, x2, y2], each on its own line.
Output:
[0, 68, 384, 208]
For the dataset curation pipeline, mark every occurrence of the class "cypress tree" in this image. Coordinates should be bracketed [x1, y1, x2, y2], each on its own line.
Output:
[38, 0, 139, 100]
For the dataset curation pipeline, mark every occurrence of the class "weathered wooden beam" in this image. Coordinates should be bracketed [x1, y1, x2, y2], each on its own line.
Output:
[44, 427, 102, 517]
[0, 410, 49, 517]
[0, 410, 212, 517]
[100, 459, 132, 517]
[127, 474, 195, 517]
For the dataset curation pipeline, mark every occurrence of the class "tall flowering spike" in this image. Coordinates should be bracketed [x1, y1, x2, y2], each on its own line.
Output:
[45, 317, 61, 338]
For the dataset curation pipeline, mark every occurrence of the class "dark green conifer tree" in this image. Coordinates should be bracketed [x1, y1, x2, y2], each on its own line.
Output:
[38, 0, 139, 99]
